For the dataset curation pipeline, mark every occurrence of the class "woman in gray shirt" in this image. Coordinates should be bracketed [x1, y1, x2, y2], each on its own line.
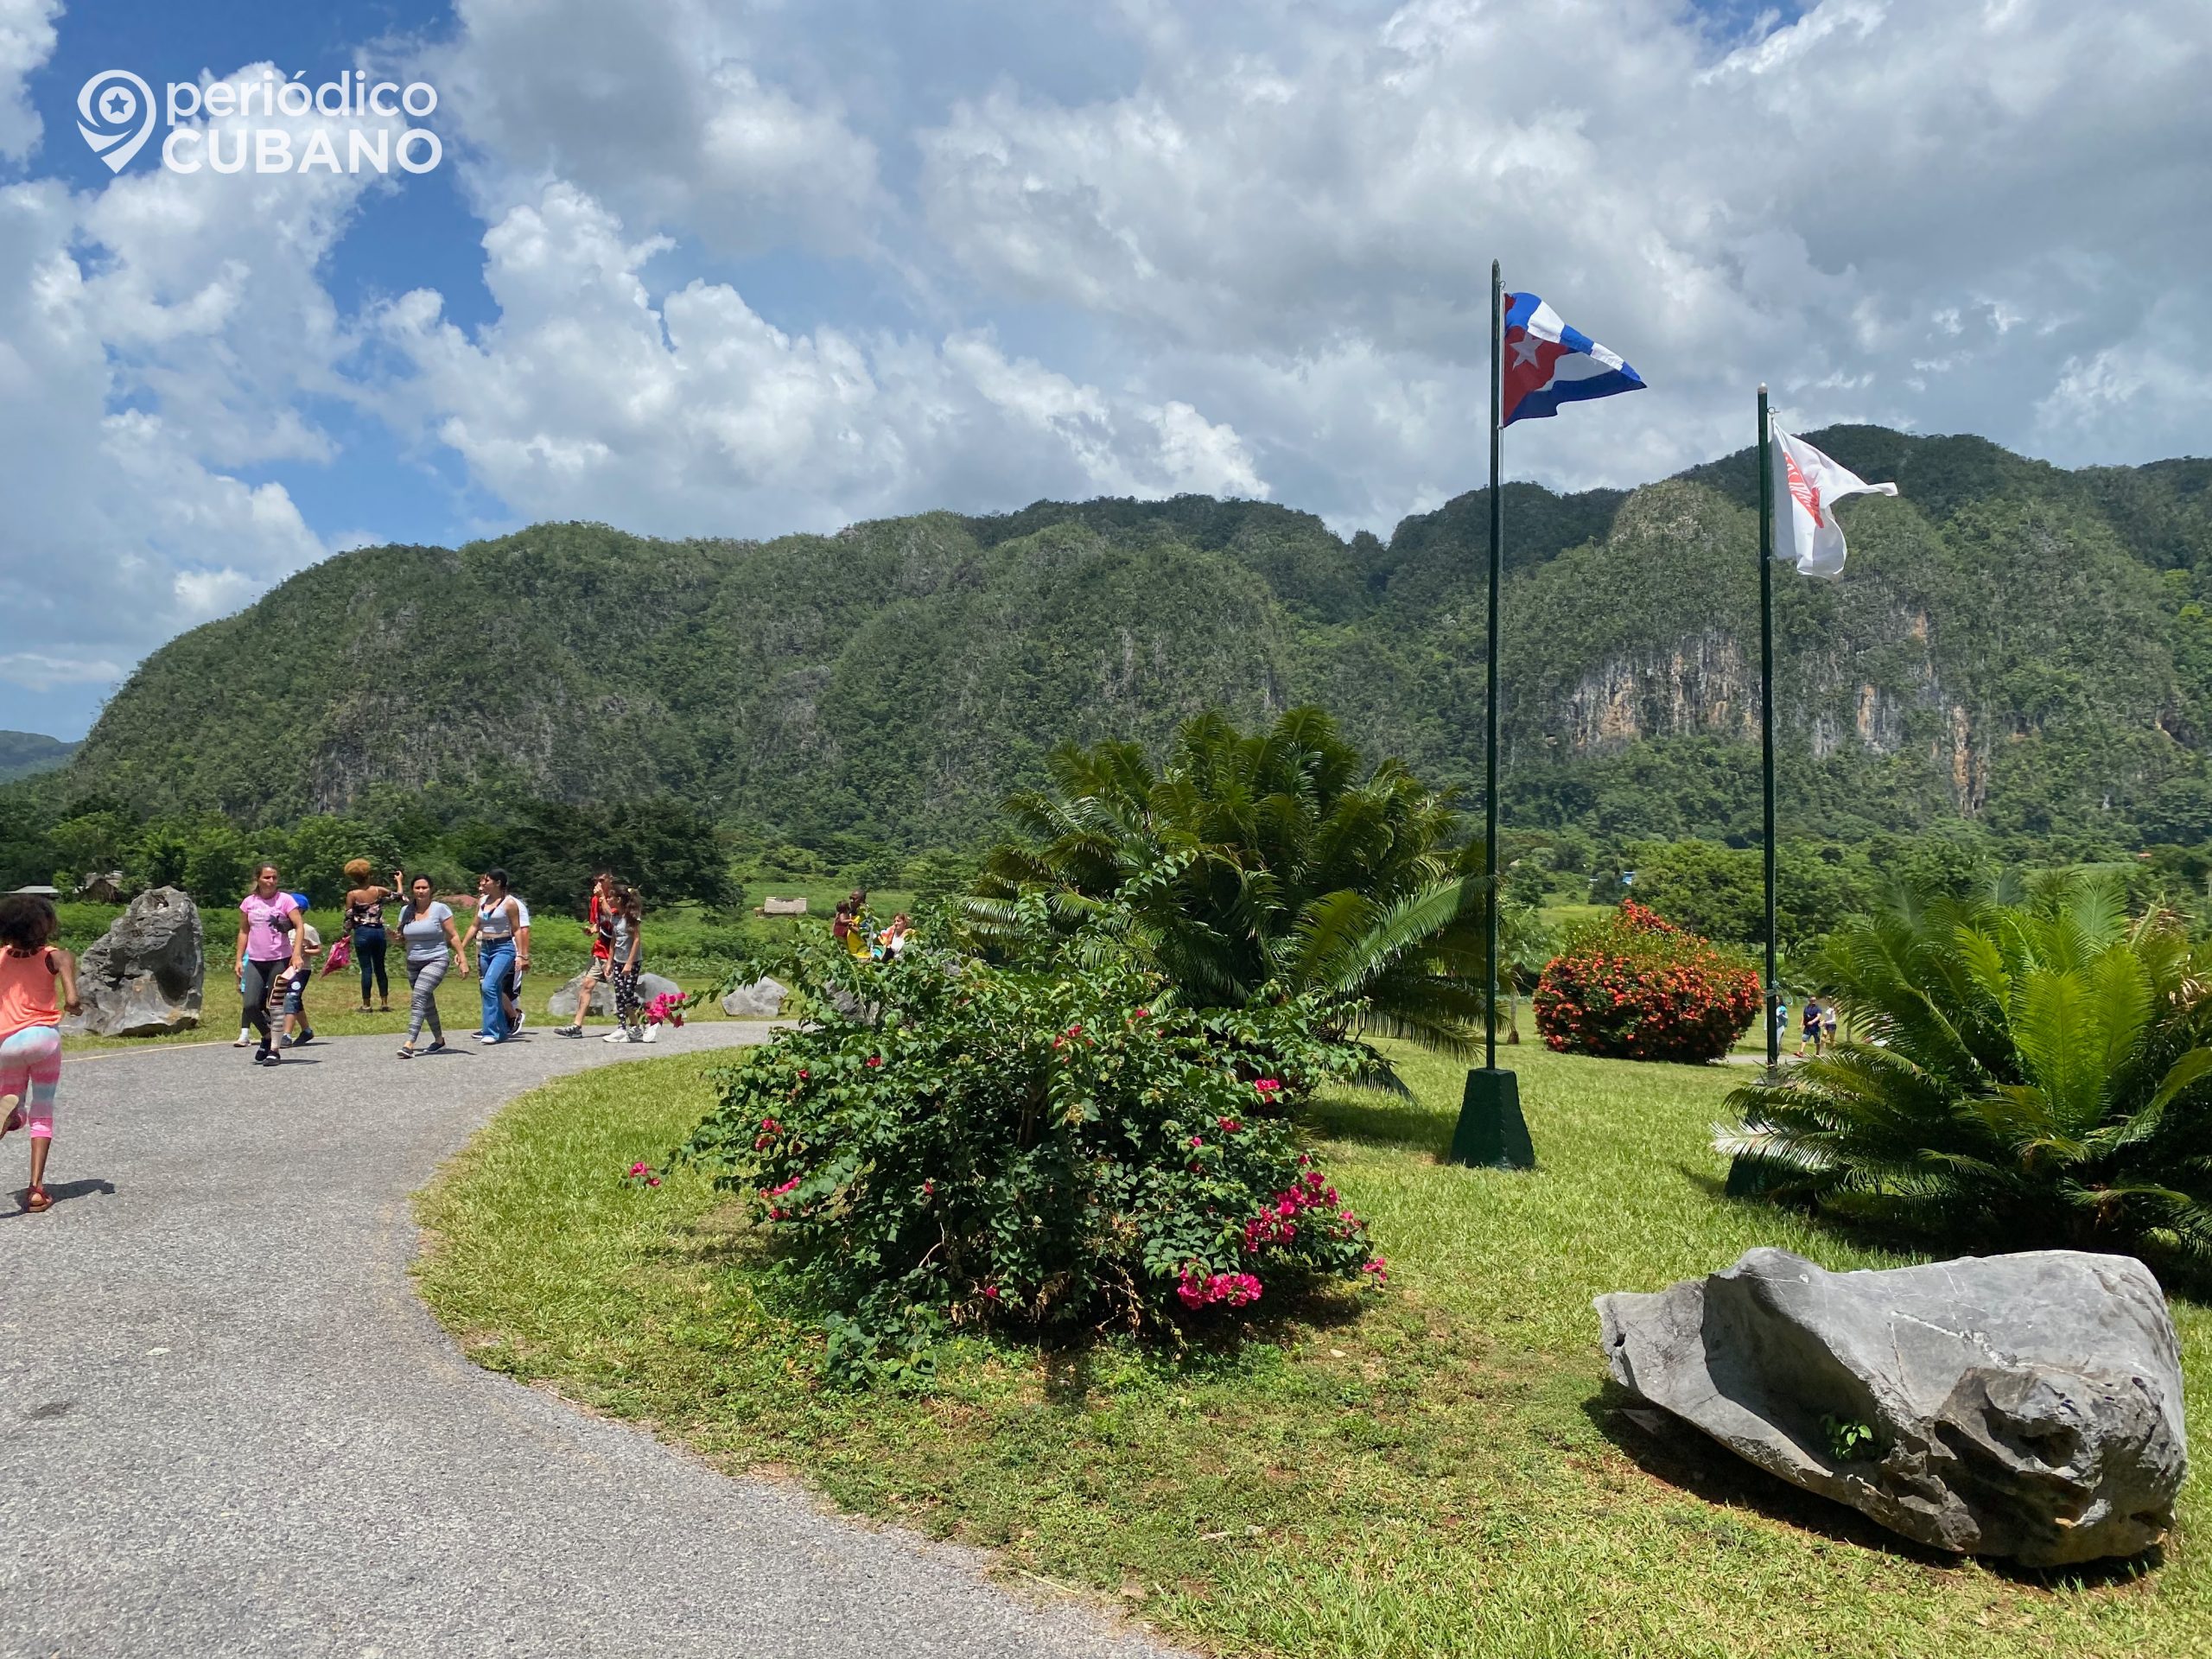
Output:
[396, 874, 467, 1058]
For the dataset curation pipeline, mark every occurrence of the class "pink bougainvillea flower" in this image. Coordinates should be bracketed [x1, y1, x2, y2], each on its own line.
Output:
[1216, 1117, 1242, 1134]
[865, 1055, 883, 1068]
[922, 1179, 936, 1197]
[1253, 1077, 1281, 1097]
[1188, 1135, 1204, 1149]
[628, 1161, 650, 1176]
[1133, 1007, 1150, 1019]
[982, 1284, 1001, 1300]
[763, 1176, 801, 1198]
[645, 1175, 661, 1188]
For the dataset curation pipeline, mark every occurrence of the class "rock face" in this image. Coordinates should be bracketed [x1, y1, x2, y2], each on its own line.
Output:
[72, 887, 203, 1037]
[720, 976, 787, 1018]
[1596, 1248, 2186, 1566]
[544, 969, 682, 1019]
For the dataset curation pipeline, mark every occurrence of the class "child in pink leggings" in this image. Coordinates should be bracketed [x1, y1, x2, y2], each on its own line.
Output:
[0, 893, 79, 1213]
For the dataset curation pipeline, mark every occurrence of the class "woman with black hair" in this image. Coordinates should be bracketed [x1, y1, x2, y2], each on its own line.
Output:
[0, 893, 79, 1212]
[461, 868, 524, 1045]
[234, 863, 305, 1066]
[396, 874, 466, 1058]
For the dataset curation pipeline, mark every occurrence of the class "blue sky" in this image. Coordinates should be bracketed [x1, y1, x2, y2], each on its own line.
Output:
[2, 0, 2207, 740]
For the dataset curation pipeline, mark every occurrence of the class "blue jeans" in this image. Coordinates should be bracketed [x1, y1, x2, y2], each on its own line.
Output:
[479, 940, 515, 1041]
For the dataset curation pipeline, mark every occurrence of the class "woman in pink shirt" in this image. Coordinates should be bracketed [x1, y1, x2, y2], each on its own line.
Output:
[234, 864, 306, 1067]
[0, 893, 79, 1213]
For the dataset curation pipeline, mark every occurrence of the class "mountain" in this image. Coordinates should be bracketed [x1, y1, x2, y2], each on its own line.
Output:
[63, 429, 2212, 850]
[0, 732, 79, 784]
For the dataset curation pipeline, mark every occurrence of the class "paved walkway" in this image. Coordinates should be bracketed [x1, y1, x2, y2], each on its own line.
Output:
[1, 1026, 1178, 1658]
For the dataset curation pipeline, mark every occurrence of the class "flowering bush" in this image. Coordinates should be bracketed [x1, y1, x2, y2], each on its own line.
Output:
[679, 937, 1382, 1379]
[1532, 900, 1758, 1063]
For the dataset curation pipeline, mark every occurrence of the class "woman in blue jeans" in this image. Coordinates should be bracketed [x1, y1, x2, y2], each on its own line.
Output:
[460, 868, 526, 1045]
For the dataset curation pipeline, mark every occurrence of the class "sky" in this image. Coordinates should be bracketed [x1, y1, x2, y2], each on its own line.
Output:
[2, 0, 2208, 741]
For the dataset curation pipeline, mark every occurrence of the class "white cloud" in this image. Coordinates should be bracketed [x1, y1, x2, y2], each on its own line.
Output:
[422, 0, 886, 256]
[0, 0, 58, 162]
[369, 180, 1267, 535]
[914, 0, 2212, 495]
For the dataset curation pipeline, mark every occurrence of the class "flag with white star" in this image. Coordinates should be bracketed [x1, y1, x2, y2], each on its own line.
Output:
[1500, 292, 1645, 425]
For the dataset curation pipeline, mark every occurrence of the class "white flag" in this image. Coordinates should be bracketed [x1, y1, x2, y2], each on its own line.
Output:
[1770, 423, 1897, 578]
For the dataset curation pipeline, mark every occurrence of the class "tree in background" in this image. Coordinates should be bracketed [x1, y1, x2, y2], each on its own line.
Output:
[969, 706, 1490, 1054]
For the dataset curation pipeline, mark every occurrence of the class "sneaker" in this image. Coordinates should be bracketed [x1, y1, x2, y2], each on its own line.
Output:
[626, 1030, 645, 1044]
[602, 1030, 629, 1043]
[300, 1027, 315, 1045]
[478, 1034, 501, 1045]
[514, 1011, 527, 1032]
[255, 1050, 283, 1066]
[556, 1024, 583, 1038]
[641, 1024, 660, 1044]
[234, 1029, 253, 1047]
[426, 1040, 448, 1054]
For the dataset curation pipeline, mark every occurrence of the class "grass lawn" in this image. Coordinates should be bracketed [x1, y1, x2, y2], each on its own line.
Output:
[412, 1042, 2209, 1659]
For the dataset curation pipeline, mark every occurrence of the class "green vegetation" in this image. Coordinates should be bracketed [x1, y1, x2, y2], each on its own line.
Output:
[416, 1042, 2210, 1659]
[1532, 901, 1759, 1063]
[971, 706, 1487, 1050]
[48, 431, 2212, 863]
[1722, 875, 2212, 1268]
[0, 730, 76, 784]
[681, 930, 1381, 1379]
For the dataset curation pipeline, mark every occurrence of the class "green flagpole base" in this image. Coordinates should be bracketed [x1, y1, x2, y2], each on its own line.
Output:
[1449, 1068, 1535, 1170]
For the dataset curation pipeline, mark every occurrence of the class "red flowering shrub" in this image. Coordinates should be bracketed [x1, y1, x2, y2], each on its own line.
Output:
[1533, 900, 1758, 1063]
[678, 935, 1382, 1382]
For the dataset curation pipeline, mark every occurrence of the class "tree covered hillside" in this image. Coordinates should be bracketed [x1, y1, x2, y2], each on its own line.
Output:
[66, 428, 2212, 850]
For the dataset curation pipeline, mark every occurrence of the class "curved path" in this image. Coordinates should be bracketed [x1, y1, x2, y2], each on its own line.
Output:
[0, 1027, 1179, 1659]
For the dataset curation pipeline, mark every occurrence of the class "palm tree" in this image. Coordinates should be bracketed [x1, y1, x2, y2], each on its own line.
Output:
[967, 707, 1492, 1054]
[1718, 873, 2212, 1262]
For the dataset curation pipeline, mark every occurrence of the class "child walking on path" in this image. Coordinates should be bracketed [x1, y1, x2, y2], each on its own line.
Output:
[0, 893, 80, 1213]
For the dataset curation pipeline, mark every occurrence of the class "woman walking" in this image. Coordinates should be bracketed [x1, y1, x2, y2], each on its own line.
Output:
[461, 869, 524, 1045]
[342, 860, 399, 1013]
[235, 864, 305, 1067]
[602, 883, 645, 1044]
[556, 871, 617, 1038]
[396, 874, 466, 1058]
[0, 893, 79, 1213]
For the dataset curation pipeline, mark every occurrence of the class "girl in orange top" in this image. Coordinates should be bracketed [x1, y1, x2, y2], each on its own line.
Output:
[0, 893, 80, 1213]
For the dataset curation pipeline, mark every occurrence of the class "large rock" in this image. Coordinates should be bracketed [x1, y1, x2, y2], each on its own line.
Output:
[71, 886, 203, 1037]
[544, 969, 681, 1019]
[720, 976, 787, 1018]
[1596, 1248, 2186, 1566]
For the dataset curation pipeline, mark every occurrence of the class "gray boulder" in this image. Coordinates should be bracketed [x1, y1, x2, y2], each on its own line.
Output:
[1596, 1248, 2186, 1566]
[720, 976, 787, 1018]
[71, 887, 203, 1037]
[544, 969, 682, 1019]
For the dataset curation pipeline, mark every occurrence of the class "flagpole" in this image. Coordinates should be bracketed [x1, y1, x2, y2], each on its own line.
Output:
[1758, 384, 1780, 1071]
[1450, 259, 1533, 1170]
[1486, 257, 1503, 1075]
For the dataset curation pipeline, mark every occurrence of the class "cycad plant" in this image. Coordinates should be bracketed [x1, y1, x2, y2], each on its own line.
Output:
[965, 707, 1490, 1054]
[1719, 873, 2212, 1263]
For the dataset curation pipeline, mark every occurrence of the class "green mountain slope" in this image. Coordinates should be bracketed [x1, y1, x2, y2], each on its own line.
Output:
[66, 428, 2212, 849]
[0, 732, 79, 784]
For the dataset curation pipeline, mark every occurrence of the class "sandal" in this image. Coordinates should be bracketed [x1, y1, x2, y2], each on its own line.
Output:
[1, 1106, 22, 1138]
[24, 1185, 52, 1212]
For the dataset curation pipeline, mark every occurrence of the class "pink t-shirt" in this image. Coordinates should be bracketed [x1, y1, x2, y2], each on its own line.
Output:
[239, 891, 300, 962]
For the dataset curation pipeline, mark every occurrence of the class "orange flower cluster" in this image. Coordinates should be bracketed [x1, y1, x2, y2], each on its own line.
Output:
[1532, 900, 1758, 1063]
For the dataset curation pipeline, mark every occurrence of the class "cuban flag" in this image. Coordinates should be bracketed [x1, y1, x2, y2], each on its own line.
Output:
[1502, 292, 1645, 426]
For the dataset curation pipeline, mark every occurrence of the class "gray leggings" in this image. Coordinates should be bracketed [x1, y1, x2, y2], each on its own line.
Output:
[406, 955, 448, 1046]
